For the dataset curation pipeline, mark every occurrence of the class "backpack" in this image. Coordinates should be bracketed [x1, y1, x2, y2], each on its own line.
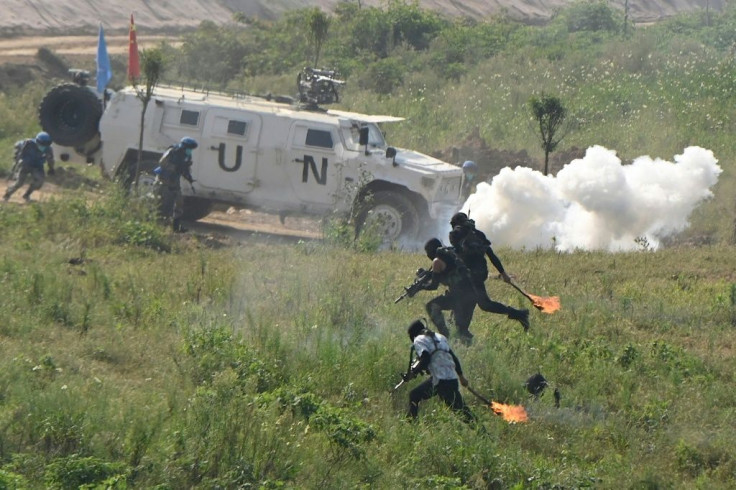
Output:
[9, 139, 32, 176]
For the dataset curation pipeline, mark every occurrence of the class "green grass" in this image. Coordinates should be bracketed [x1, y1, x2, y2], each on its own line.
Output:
[0, 186, 735, 488]
[2, 5, 736, 487]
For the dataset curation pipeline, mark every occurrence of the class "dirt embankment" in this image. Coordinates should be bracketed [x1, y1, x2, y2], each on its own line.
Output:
[0, 0, 723, 36]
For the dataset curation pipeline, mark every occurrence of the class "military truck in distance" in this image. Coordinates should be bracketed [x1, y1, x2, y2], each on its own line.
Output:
[38, 69, 463, 245]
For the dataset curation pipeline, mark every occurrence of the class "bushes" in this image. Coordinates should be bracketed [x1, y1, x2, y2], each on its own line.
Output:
[559, 0, 622, 33]
[43, 455, 128, 489]
[0, 468, 28, 489]
[178, 21, 250, 85]
[358, 57, 406, 95]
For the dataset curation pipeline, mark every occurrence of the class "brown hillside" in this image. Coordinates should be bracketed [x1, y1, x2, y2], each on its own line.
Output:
[0, 0, 725, 36]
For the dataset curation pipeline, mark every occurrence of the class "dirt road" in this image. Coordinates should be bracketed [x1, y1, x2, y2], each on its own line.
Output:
[0, 173, 323, 243]
[0, 35, 180, 64]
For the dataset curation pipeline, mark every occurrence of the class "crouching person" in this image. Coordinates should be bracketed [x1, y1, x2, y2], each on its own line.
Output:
[4, 131, 55, 203]
[403, 319, 475, 424]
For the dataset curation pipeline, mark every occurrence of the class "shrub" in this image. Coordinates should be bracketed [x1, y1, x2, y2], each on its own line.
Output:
[358, 57, 405, 95]
[43, 455, 128, 490]
[0, 468, 29, 489]
[561, 0, 621, 33]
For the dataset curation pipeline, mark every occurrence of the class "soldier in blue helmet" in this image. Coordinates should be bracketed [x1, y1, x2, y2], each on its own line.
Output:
[155, 137, 197, 232]
[4, 132, 55, 202]
[460, 160, 478, 200]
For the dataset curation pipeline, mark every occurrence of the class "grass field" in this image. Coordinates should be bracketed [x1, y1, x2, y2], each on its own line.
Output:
[0, 184, 734, 488]
[2, 3, 736, 487]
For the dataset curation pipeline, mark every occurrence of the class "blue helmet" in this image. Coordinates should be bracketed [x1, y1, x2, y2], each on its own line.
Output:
[462, 160, 478, 172]
[35, 131, 52, 145]
[180, 137, 198, 149]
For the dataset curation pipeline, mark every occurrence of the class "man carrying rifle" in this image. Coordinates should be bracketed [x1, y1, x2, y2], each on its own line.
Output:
[401, 319, 475, 423]
[419, 237, 478, 343]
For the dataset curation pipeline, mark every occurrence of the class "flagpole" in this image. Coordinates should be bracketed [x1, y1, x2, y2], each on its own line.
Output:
[128, 13, 141, 85]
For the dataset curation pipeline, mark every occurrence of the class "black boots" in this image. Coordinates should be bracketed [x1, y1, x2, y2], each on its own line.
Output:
[172, 219, 188, 233]
[508, 308, 530, 331]
[455, 329, 474, 345]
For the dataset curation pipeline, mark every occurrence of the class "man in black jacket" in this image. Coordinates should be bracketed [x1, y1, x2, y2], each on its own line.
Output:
[420, 237, 477, 343]
[450, 212, 530, 331]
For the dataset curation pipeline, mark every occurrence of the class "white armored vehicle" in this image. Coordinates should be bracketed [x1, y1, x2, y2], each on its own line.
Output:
[38, 69, 462, 244]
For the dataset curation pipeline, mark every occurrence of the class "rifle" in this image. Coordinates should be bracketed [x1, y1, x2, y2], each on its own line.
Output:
[391, 359, 421, 393]
[392, 376, 407, 393]
[394, 267, 433, 304]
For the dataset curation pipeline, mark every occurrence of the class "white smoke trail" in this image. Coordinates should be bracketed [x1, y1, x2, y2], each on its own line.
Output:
[461, 146, 721, 252]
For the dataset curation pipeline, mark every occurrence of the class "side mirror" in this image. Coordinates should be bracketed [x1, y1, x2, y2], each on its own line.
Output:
[386, 147, 398, 166]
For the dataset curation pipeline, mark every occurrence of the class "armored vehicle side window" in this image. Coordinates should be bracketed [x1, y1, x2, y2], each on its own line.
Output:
[180, 110, 200, 127]
[228, 120, 247, 136]
[305, 129, 333, 149]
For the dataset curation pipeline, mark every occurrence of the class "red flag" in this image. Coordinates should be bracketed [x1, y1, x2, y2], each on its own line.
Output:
[128, 14, 140, 82]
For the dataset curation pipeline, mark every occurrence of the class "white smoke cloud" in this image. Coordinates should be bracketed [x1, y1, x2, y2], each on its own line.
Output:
[462, 146, 721, 252]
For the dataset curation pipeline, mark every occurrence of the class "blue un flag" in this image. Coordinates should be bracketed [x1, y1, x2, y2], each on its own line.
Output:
[96, 23, 112, 93]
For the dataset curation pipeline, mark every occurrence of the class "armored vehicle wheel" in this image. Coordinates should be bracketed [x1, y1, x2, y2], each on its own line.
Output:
[39, 84, 102, 147]
[356, 191, 419, 245]
[182, 197, 214, 221]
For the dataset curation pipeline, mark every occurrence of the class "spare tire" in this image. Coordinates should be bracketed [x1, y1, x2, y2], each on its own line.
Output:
[39, 84, 102, 147]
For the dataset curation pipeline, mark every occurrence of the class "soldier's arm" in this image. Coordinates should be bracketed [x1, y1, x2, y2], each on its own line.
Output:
[180, 154, 195, 183]
[486, 246, 511, 282]
[422, 279, 440, 291]
[420, 257, 447, 291]
[410, 351, 431, 377]
[423, 265, 440, 291]
[450, 350, 465, 378]
[45, 147, 55, 171]
[183, 167, 194, 183]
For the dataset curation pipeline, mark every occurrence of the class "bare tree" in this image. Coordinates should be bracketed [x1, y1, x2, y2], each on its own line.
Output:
[529, 94, 567, 176]
[133, 48, 165, 193]
[705, 0, 711, 27]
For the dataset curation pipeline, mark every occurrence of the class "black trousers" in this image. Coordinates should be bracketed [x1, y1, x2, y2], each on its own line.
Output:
[425, 290, 476, 337]
[472, 280, 515, 315]
[408, 378, 475, 423]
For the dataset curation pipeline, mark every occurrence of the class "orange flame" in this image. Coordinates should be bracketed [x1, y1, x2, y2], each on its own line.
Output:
[491, 401, 529, 423]
[528, 294, 561, 314]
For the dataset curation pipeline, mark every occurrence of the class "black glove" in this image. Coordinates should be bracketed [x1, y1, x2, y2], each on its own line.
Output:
[47, 168, 55, 176]
[401, 371, 416, 382]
